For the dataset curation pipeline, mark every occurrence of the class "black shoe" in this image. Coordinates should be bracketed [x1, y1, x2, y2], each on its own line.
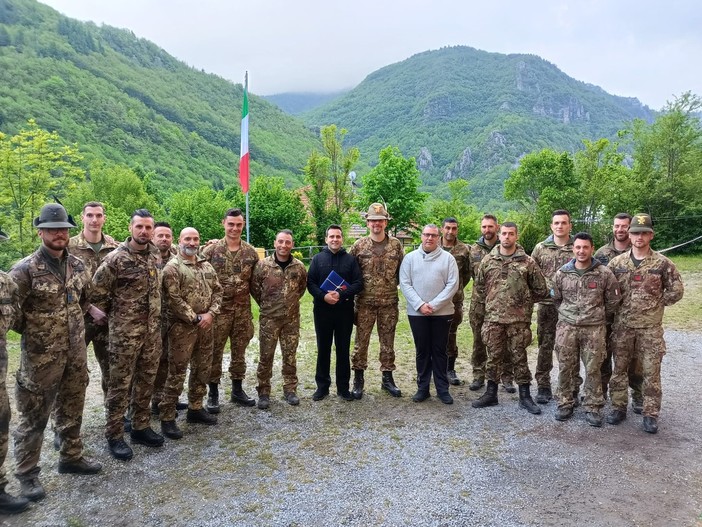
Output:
[312, 389, 329, 401]
[337, 390, 354, 401]
[631, 399, 643, 415]
[502, 379, 517, 394]
[472, 380, 498, 408]
[468, 378, 485, 391]
[535, 386, 552, 404]
[0, 490, 30, 514]
[518, 384, 542, 415]
[381, 371, 401, 397]
[151, 400, 160, 416]
[554, 407, 573, 421]
[284, 392, 300, 406]
[123, 416, 132, 433]
[108, 438, 134, 461]
[161, 420, 183, 440]
[606, 409, 627, 425]
[586, 412, 604, 428]
[57, 457, 102, 475]
[53, 431, 61, 451]
[257, 395, 270, 410]
[187, 408, 218, 425]
[352, 370, 364, 400]
[231, 380, 256, 407]
[447, 370, 461, 386]
[19, 477, 45, 502]
[176, 401, 188, 411]
[642, 416, 658, 434]
[438, 392, 454, 405]
[206, 382, 220, 414]
[130, 427, 165, 447]
[412, 390, 430, 403]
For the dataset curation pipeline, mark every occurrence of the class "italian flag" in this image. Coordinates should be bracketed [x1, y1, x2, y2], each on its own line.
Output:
[239, 72, 250, 193]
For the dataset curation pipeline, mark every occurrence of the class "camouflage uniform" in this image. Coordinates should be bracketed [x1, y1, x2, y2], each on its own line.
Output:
[441, 239, 471, 361]
[9, 248, 91, 478]
[251, 256, 307, 396]
[467, 237, 514, 382]
[608, 250, 684, 418]
[473, 246, 548, 384]
[0, 272, 18, 492]
[201, 239, 259, 384]
[91, 239, 162, 439]
[551, 260, 621, 412]
[159, 254, 222, 421]
[531, 235, 579, 391]
[349, 235, 404, 372]
[594, 240, 642, 399]
[151, 246, 177, 407]
[68, 231, 119, 397]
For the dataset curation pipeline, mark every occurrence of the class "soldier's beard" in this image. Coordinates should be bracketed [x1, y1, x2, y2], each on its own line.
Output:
[181, 246, 198, 256]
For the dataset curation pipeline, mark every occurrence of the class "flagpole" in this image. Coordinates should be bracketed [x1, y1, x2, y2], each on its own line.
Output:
[239, 71, 250, 243]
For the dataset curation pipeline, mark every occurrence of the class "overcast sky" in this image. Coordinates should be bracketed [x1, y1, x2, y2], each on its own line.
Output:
[40, 0, 701, 110]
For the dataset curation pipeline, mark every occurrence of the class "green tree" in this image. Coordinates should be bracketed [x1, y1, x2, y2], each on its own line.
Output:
[358, 146, 427, 236]
[427, 179, 481, 242]
[303, 150, 333, 245]
[166, 187, 230, 242]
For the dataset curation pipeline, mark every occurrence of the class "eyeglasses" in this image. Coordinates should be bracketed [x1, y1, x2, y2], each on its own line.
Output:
[421, 233, 439, 238]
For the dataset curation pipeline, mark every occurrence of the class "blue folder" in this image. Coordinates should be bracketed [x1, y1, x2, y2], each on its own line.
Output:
[321, 270, 350, 293]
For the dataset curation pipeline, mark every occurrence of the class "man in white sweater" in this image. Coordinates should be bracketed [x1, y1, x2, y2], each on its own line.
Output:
[400, 224, 459, 404]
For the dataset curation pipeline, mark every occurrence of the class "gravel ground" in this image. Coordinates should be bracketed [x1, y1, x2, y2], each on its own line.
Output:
[1, 329, 701, 527]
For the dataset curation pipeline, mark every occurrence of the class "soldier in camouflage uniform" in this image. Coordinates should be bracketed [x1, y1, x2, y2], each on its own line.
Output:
[439, 218, 471, 386]
[0, 228, 30, 514]
[251, 230, 307, 410]
[92, 209, 164, 461]
[349, 203, 404, 399]
[551, 232, 621, 427]
[594, 212, 643, 408]
[159, 228, 223, 439]
[472, 222, 548, 414]
[531, 210, 579, 404]
[606, 214, 684, 434]
[9, 205, 102, 502]
[467, 214, 515, 392]
[201, 208, 259, 412]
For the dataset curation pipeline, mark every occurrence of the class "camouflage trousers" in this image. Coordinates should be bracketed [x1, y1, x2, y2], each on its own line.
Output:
[554, 322, 606, 412]
[610, 325, 665, 418]
[600, 323, 643, 401]
[158, 321, 213, 421]
[256, 316, 300, 397]
[210, 305, 255, 384]
[104, 326, 160, 439]
[483, 321, 532, 385]
[14, 341, 88, 477]
[469, 305, 513, 382]
[446, 301, 463, 360]
[535, 304, 582, 391]
[0, 349, 9, 490]
[151, 322, 170, 406]
[352, 302, 399, 372]
[85, 315, 110, 399]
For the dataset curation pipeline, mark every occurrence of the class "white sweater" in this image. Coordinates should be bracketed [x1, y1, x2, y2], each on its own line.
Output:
[399, 247, 459, 316]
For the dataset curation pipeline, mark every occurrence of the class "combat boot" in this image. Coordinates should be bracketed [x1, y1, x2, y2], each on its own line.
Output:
[535, 386, 552, 404]
[257, 395, 270, 410]
[642, 416, 658, 434]
[161, 420, 183, 440]
[151, 400, 160, 416]
[447, 357, 461, 386]
[502, 378, 516, 394]
[130, 427, 165, 447]
[351, 370, 364, 400]
[231, 379, 256, 407]
[206, 382, 220, 414]
[606, 408, 627, 425]
[107, 438, 133, 461]
[381, 371, 401, 397]
[18, 476, 45, 502]
[518, 384, 542, 415]
[573, 391, 581, 408]
[468, 377, 485, 391]
[57, 457, 102, 475]
[472, 380, 498, 408]
[0, 490, 30, 514]
[631, 397, 643, 415]
[585, 412, 604, 428]
[554, 406, 573, 421]
[187, 408, 218, 425]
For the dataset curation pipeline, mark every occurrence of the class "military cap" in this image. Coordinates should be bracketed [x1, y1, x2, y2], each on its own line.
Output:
[629, 213, 654, 233]
[0, 228, 7, 241]
[365, 202, 391, 220]
[33, 203, 77, 229]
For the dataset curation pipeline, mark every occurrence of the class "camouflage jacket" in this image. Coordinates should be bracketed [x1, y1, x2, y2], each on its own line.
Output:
[531, 235, 575, 305]
[440, 238, 471, 305]
[551, 259, 621, 326]
[201, 239, 259, 312]
[9, 247, 90, 355]
[251, 256, 307, 319]
[349, 235, 404, 306]
[594, 240, 630, 266]
[608, 250, 684, 329]
[162, 254, 223, 324]
[68, 231, 120, 279]
[91, 238, 162, 338]
[0, 271, 18, 360]
[474, 245, 548, 324]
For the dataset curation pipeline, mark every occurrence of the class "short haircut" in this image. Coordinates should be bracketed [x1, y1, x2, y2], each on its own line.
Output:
[552, 209, 571, 220]
[326, 224, 343, 236]
[442, 217, 458, 226]
[276, 229, 293, 239]
[482, 214, 498, 223]
[82, 201, 105, 213]
[423, 223, 440, 233]
[573, 232, 594, 245]
[224, 208, 243, 218]
[130, 209, 153, 223]
[501, 221, 518, 234]
[614, 212, 632, 223]
[154, 221, 172, 230]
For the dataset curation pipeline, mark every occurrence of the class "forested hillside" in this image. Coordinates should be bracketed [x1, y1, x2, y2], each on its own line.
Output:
[0, 0, 319, 191]
[264, 91, 348, 115]
[303, 46, 656, 209]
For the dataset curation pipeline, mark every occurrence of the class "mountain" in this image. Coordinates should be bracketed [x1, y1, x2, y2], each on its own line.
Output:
[302, 46, 655, 209]
[0, 0, 319, 191]
[264, 90, 349, 115]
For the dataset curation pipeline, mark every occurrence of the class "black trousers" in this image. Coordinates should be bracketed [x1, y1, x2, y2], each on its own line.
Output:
[408, 315, 453, 396]
[313, 305, 354, 393]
